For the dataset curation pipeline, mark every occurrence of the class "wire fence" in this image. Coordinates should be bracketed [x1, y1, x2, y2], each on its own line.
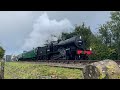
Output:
[0, 59, 5, 79]
[3, 61, 48, 79]
[0, 60, 85, 79]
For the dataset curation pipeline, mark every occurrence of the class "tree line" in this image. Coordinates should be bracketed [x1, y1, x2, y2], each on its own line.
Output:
[55, 11, 120, 60]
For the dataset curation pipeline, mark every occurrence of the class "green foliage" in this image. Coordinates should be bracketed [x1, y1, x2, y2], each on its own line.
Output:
[109, 11, 120, 59]
[99, 24, 112, 46]
[92, 11, 120, 60]
[0, 46, 5, 59]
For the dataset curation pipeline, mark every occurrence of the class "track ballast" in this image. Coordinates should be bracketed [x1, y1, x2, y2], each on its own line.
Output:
[17, 60, 120, 69]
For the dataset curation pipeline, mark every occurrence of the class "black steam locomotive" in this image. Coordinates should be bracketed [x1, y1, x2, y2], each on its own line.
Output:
[17, 36, 92, 61]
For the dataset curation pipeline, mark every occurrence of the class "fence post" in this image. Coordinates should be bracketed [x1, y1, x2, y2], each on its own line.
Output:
[0, 59, 5, 79]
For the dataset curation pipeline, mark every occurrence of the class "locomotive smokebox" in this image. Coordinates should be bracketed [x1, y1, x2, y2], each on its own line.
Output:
[58, 36, 84, 48]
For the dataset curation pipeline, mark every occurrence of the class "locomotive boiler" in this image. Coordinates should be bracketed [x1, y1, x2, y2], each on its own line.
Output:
[17, 36, 92, 61]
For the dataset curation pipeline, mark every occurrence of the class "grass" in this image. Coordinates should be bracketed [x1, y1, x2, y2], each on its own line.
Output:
[4, 62, 84, 79]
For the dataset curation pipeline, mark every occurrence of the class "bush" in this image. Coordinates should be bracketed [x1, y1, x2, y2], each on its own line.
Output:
[0, 46, 5, 59]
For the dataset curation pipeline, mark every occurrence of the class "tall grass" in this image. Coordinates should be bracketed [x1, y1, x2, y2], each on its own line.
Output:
[4, 62, 84, 79]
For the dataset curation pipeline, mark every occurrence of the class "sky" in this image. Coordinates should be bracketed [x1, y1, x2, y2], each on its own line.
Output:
[0, 11, 111, 55]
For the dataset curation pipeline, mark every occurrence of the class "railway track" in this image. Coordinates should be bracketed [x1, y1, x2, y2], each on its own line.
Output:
[16, 60, 120, 70]
[37, 60, 99, 64]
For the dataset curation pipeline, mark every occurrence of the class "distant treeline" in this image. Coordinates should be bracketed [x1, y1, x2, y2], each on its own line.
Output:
[52, 11, 120, 60]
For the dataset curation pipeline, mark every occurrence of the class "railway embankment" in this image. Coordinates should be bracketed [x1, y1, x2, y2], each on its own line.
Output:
[2, 60, 120, 79]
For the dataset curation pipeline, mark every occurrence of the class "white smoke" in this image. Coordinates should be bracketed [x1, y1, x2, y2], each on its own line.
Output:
[22, 12, 73, 51]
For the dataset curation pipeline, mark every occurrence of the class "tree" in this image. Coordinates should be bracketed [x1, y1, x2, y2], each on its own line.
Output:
[89, 34, 109, 60]
[94, 11, 120, 60]
[0, 46, 5, 59]
[99, 24, 112, 47]
[74, 23, 93, 49]
[107, 11, 120, 59]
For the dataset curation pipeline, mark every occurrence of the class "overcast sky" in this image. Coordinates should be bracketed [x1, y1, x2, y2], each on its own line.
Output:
[0, 11, 111, 55]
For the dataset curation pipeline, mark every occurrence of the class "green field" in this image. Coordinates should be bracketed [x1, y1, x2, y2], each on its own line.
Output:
[4, 62, 84, 79]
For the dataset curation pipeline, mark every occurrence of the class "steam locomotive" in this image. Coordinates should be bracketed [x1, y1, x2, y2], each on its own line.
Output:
[17, 36, 92, 61]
